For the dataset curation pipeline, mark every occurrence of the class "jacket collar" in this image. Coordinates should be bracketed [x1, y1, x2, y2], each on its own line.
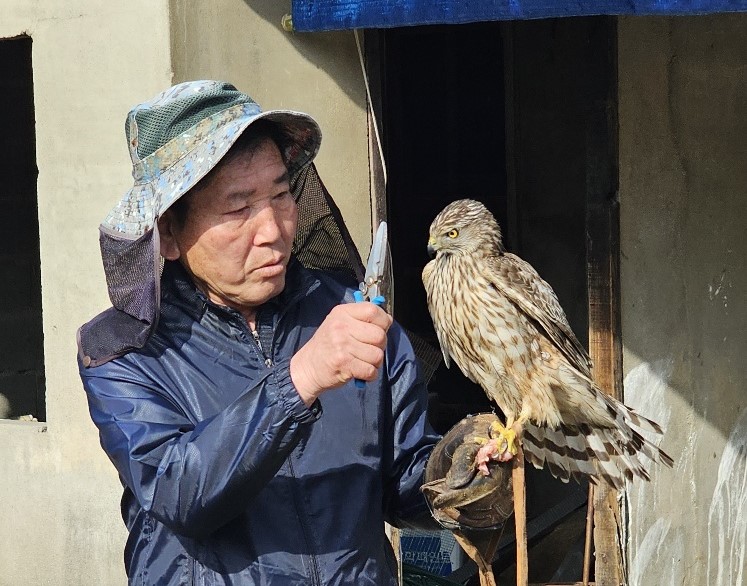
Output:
[161, 257, 317, 323]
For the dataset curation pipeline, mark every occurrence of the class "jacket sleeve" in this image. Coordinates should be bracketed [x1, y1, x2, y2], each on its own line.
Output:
[80, 355, 320, 539]
[382, 323, 442, 529]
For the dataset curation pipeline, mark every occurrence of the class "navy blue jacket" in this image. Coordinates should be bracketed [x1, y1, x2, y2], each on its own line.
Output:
[79, 260, 439, 585]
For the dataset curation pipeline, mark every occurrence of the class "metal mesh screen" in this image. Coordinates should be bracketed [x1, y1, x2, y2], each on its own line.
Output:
[291, 163, 364, 283]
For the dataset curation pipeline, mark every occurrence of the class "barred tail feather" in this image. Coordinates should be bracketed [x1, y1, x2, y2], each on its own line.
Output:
[522, 413, 673, 490]
[595, 390, 664, 436]
[591, 388, 674, 468]
[522, 425, 598, 484]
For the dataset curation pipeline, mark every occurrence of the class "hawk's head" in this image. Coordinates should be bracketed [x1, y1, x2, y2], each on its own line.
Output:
[427, 199, 504, 258]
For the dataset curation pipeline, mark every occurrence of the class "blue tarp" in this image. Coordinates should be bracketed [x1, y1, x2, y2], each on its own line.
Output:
[291, 0, 747, 31]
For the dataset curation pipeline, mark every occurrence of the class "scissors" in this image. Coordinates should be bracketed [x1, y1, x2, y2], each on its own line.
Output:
[354, 221, 388, 387]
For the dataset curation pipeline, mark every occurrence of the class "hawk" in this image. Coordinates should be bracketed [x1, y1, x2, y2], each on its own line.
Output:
[422, 199, 673, 489]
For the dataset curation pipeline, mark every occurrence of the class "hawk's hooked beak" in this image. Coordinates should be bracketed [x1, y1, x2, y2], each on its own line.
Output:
[427, 236, 437, 258]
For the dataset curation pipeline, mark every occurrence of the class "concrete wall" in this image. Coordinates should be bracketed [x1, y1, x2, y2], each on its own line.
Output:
[0, 2, 368, 584]
[0, 2, 172, 584]
[169, 0, 372, 254]
[619, 14, 747, 586]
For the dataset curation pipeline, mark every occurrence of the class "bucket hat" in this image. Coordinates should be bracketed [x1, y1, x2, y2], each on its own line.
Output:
[104, 80, 322, 237]
[79, 80, 324, 367]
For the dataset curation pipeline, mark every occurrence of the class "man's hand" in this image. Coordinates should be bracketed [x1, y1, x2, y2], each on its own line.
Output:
[290, 302, 393, 406]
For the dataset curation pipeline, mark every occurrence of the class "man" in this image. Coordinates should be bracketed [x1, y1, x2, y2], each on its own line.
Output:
[78, 81, 438, 585]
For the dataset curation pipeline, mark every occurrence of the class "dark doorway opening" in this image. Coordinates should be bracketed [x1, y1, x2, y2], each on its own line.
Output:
[0, 35, 45, 422]
[377, 16, 618, 584]
[383, 22, 508, 432]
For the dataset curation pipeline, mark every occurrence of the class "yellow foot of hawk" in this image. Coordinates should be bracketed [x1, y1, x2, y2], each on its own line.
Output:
[475, 419, 520, 475]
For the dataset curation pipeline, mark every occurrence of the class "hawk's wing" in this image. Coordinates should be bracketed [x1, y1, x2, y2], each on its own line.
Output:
[484, 253, 592, 376]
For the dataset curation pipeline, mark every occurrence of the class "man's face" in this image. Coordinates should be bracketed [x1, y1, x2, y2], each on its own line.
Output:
[158, 138, 298, 323]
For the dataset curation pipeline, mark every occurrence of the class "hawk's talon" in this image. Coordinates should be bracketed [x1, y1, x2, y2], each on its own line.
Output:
[474, 419, 520, 475]
[489, 420, 519, 456]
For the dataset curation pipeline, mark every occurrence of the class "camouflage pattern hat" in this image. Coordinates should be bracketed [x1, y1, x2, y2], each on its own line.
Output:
[103, 79, 322, 237]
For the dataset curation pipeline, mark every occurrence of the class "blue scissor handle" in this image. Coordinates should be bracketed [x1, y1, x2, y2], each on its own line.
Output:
[353, 291, 385, 305]
[354, 293, 386, 388]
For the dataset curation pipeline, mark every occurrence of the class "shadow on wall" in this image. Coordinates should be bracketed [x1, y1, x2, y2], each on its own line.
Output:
[619, 14, 747, 444]
[242, 0, 366, 106]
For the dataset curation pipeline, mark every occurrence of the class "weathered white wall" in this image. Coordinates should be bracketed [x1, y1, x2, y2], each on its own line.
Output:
[0, 2, 368, 584]
[0, 2, 172, 584]
[619, 14, 747, 586]
[169, 0, 372, 254]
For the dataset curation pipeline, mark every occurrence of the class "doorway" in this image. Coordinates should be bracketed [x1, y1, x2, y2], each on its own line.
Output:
[374, 16, 619, 583]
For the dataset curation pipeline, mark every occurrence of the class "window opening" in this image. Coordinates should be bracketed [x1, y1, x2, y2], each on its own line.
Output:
[0, 35, 44, 422]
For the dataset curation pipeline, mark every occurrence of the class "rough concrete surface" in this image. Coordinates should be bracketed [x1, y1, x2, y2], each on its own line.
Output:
[619, 14, 747, 586]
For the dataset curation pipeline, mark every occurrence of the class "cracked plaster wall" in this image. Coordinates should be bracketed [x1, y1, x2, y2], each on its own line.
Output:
[619, 14, 747, 586]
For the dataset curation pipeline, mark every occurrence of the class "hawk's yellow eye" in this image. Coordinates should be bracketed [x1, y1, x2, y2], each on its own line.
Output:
[447, 229, 459, 239]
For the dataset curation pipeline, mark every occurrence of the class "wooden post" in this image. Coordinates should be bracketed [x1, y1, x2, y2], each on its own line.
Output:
[586, 17, 624, 586]
[454, 533, 498, 586]
[587, 190, 624, 586]
[513, 443, 529, 586]
[587, 117, 624, 584]
[583, 485, 594, 585]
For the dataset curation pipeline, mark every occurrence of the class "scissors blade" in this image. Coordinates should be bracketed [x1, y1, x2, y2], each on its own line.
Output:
[361, 221, 388, 300]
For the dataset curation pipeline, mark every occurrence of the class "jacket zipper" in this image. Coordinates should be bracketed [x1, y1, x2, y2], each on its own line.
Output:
[233, 274, 323, 582]
[250, 327, 273, 367]
[287, 457, 323, 586]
